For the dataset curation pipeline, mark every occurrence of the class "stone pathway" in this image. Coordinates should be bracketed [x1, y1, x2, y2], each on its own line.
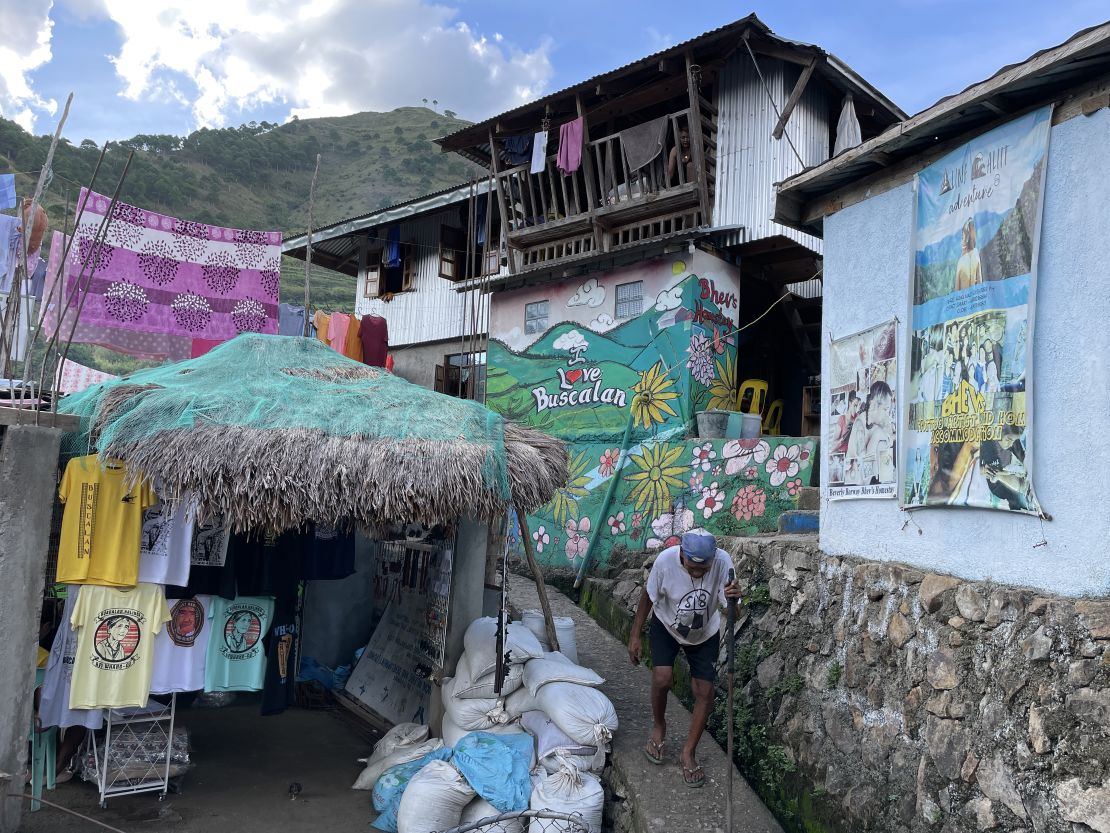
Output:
[508, 575, 783, 833]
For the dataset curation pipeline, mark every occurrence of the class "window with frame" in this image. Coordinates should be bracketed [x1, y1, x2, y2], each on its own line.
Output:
[438, 225, 466, 280]
[615, 280, 643, 319]
[434, 351, 486, 400]
[524, 300, 549, 335]
[365, 244, 416, 298]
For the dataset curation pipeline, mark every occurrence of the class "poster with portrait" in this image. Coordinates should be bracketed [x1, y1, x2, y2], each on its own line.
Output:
[903, 107, 1050, 515]
[827, 320, 898, 499]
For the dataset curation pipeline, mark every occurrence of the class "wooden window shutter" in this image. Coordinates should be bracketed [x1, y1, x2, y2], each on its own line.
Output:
[438, 225, 465, 280]
[434, 364, 446, 393]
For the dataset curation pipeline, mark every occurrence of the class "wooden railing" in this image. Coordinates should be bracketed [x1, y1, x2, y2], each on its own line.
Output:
[588, 109, 695, 209]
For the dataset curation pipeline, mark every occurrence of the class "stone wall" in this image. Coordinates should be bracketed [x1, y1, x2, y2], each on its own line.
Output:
[598, 536, 1110, 833]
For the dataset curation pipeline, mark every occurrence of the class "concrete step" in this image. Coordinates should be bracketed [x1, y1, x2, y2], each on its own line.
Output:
[507, 576, 783, 833]
[796, 486, 820, 511]
[778, 509, 819, 534]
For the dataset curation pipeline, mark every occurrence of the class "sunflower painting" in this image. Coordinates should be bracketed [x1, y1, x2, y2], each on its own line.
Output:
[624, 442, 688, 518]
[705, 350, 737, 412]
[549, 447, 593, 526]
[630, 361, 680, 432]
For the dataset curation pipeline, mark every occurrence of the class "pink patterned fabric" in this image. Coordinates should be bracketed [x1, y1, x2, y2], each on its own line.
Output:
[55, 357, 117, 393]
[42, 192, 281, 360]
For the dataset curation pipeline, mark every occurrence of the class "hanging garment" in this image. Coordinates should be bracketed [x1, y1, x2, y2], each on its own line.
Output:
[557, 118, 585, 174]
[279, 302, 308, 336]
[166, 513, 234, 600]
[620, 116, 670, 173]
[40, 191, 281, 361]
[530, 131, 549, 174]
[0, 290, 33, 362]
[137, 495, 197, 587]
[475, 194, 488, 246]
[0, 214, 20, 293]
[384, 225, 402, 269]
[834, 94, 862, 157]
[190, 338, 223, 357]
[204, 596, 274, 693]
[344, 315, 363, 361]
[502, 135, 533, 166]
[68, 583, 171, 710]
[327, 312, 352, 352]
[38, 588, 106, 730]
[55, 357, 118, 394]
[301, 524, 356, 580]
[359, 314, 389, 367]
[0, 173, 15, 209]
[312, 309, 331, 343]
[151, 595, 212, 694]
[57, 456, 156, 587]
[28, 255, 45, 299]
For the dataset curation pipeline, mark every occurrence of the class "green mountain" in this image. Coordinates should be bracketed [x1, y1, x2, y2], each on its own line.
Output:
[1, 106, 479, 374]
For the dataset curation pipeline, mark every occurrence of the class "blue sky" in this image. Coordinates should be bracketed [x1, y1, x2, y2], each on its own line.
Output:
[3, 0, 1107, 142]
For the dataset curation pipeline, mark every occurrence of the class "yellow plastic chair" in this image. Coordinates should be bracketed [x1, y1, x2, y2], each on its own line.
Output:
[763, 399, 784, 435]
[736, 379, 769, 415]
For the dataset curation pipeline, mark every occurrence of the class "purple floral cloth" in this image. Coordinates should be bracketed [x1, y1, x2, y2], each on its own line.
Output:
[42, 190, 281, 360]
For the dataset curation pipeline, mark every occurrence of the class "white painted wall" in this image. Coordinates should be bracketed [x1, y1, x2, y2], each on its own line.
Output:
[820, 109, 1110, 596]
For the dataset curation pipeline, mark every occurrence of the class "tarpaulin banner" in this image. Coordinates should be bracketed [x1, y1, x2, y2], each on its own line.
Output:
[903, 107, 1050, 515]
[827, 320, 897, 500]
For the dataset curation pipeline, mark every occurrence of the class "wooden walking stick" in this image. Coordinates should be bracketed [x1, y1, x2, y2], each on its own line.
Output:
[726, 567, 737, 833]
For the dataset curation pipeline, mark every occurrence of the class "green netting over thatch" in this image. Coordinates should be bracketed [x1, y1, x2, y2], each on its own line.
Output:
[59, 334, 566, 531]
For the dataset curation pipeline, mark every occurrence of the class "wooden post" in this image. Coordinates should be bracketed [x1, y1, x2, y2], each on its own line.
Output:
[684, 51, 712, 226]
[303, 153, 321, 336]
[515, 508, 560, 653]
[772, 55, 819, 140]
[576, 93, 604, 254]
[487, 129, 517, 276]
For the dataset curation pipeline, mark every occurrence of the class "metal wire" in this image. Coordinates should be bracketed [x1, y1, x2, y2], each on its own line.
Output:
[440, 809, 590, 833]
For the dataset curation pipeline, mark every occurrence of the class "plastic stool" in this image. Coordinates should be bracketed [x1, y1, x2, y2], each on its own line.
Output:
[30, 668, 56, 812]
[736, 379, 769, 415]
[763, 399, 784, 435]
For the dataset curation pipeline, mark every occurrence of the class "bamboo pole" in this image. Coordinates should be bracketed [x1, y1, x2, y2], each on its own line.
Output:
[302, 154, 321, 336]
[515, 508, 560, 652]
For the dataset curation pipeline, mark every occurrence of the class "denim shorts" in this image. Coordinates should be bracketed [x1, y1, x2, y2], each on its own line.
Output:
[648, 616, 720, 681]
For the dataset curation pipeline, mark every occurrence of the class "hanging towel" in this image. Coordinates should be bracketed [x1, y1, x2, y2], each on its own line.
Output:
[0, 174, 15, 210]
[834, 94, 862, 157]
[530, 131, 549, 174]
[620, 116, 670, 173]
[557, 118, 584, 174]
[55, 358, 118, 394]
[502, 135, 533, 166]
[384, 225, 401, 269]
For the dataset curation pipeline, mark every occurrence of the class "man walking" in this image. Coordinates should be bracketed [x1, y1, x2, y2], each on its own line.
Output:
[627, 531, 740, 787]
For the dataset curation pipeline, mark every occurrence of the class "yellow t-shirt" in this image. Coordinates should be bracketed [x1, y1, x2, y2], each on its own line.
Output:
[312, 310, 330, 343]
[57, 456, 155, 587]
[69, 583, 170, 709]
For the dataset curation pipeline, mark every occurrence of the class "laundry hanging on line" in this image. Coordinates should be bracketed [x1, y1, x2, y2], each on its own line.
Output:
[557, 118, 584, 174]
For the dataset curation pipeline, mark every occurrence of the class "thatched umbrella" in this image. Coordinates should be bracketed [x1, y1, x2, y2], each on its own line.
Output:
[59, 334, 567, 532]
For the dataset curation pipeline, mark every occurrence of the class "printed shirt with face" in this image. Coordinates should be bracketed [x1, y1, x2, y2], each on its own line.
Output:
[137, 494, 198, 587]
[58, 455, 156, 587]
[645, 545, 730, 646]
[204, 596, 275, 693]
[151, 595, 212, 694]
[68, 583, 170, 709]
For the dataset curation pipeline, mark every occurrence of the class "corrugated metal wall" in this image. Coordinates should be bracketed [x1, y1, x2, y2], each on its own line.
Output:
[713, 52, 828, 253]
[354, 207, 486, 347]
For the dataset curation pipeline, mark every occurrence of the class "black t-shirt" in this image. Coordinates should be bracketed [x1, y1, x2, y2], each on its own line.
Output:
[301, 524, 356, 581]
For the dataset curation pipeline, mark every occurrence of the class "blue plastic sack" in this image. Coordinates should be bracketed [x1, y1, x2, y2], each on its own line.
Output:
[451, 731, 533, 813]
[371, 747, 453, 832]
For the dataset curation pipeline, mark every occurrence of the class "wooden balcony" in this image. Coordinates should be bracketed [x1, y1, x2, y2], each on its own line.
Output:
[493, 108, 714, 273]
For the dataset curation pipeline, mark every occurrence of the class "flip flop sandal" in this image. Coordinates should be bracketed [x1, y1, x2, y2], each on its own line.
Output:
[683, 765, 706, 788]
[643, 739, 665, 765]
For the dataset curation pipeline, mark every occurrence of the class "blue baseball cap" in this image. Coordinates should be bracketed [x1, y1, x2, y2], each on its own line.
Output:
[680, 532, 717, 564]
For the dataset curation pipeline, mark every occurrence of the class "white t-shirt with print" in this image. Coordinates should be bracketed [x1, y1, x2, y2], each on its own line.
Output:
[646, 545, 730, 646]
[137, 495, 198, 587]
[151, 595, 212, 694]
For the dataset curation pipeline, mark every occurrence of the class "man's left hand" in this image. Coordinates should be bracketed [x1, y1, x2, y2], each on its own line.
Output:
[724, 580, 742, 601]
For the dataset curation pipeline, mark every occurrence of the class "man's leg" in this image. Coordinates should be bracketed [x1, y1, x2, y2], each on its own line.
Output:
[651, 664, 673, 747]
[681, 677, 714, 774]
[680, 632, 720, 784]
[646, 617, 680, 759]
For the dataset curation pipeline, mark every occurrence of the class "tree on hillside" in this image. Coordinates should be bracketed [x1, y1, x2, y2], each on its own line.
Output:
[444, 110, 457, 119]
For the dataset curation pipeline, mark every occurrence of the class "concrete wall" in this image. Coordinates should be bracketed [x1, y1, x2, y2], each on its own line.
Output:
[390, 338, 468, 390]
[299, 534, 379, 670]
[821, 110, 1110, 596]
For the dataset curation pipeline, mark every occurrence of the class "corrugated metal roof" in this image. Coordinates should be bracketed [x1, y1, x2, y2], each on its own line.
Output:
[775, 20, 1110, 235]
[436, 13, 906, 158]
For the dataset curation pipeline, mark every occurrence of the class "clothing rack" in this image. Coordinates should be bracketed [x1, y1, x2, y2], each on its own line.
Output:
[88, 694, 177, 807]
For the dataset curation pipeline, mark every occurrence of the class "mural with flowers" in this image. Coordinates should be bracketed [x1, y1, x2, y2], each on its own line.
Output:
[486, 250, 817, 568]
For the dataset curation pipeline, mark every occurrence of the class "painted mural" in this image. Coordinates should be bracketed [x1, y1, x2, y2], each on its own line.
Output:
[488, 252, 819, 568]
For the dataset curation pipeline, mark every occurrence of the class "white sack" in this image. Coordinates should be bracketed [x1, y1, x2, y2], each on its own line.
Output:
[368, 723, 429, 764]
[442, 676, 510, 732]
[441, 711, 528, 758]
[520, 711, 598, 774]
[461, 797, 525, 833]
[522, 610, 578, 664]
[463, 617, 544, 679]
[523, 654, 604, 697]
[454, 653, 525, 699]
[528, 759, 604, 833]
[504, 686, 539, 720]
[396, 759, 475, 833]
[533, 683, 617, 767]
[352, 737, 443, 791]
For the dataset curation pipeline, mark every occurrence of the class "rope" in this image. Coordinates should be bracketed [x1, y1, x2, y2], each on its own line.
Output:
[20, 793, 132, 833]
[741, 37, 806, 170]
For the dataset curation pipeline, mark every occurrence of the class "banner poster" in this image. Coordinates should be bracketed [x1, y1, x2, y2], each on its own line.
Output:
[903, 106, 1050, 514]
[827, 320, 898, 499]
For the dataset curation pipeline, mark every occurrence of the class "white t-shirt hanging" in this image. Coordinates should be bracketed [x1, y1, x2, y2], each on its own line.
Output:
[151, 595, 212, 694]
[38, 587, 106, 730]
[645, 545, 730, 646]
[137, 494, 198, 587]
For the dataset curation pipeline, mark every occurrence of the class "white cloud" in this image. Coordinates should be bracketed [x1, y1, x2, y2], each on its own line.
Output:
[567, 277, 605, 308]
[655, 284, 682, 312]
[93, 0, 553, 130]
[552, 329, 588, 351]
[589, 313, 615, 331]
[0, 0, 58, 131]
